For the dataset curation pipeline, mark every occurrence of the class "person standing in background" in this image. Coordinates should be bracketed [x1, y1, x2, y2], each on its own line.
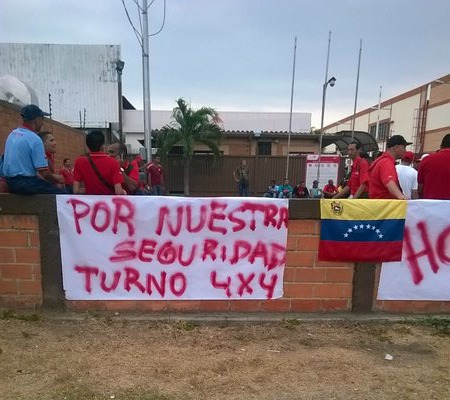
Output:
[369, 135, 410, 200]
[107, 142, 140, 195]
[233, 159, 250, 196]
[395, 151, 418, 199]
[418, 133, 450, 199]
[333, 141, 369, 199]
[147, 154, 165, 195]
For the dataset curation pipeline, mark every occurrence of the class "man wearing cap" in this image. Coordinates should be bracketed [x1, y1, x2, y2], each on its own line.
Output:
[1, 104, 66, 194]
[333, 141, 369, 199]
[368, 135, 410, 200]
[395, 150, 418, 199]
[418, 133, 450, 200]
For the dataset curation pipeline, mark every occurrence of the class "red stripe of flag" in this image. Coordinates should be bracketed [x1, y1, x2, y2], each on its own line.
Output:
[318, 240, 403, 262]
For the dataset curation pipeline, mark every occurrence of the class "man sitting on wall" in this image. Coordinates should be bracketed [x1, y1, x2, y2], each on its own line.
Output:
[323, 179, 338, 198]
[278, 178, 293, 199]
[1, 105, 66, 194]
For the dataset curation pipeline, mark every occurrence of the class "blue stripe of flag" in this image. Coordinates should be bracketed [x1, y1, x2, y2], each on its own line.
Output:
[320, 219, 405, 242]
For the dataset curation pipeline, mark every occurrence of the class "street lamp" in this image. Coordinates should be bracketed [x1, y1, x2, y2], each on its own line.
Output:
[115, 60, 125, 143]
[317, 76, 336, 183]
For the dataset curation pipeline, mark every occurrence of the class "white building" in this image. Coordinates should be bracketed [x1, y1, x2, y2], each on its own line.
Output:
[0, 43, 121, 128]
[123, 109, 311, 154]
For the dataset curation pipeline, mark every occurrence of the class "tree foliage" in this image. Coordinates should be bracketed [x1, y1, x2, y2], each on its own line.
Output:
[157, 98, 223, 160]
[156, 98, 223, 195]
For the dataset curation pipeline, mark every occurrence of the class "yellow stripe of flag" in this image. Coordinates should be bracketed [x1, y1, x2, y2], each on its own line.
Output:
[321, 199, 407, 221]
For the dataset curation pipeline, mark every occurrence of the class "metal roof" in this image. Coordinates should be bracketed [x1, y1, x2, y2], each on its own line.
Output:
[322, 130, 379, 155]
[0, 43, 120, 128]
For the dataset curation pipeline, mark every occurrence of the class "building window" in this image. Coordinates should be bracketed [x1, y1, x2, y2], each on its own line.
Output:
[257, 141, 272, 156]
[369, 121, 390, 141]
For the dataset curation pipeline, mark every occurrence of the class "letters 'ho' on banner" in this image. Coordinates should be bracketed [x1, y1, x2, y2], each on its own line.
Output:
[378, 200, 450, 301]
[318, 199, 407, 263]
[56, 196, 289, 301]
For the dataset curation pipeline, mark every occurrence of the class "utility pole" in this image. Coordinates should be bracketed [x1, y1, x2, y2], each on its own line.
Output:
[351, 39, 362, 140]
[121, 0, 166, 162]
[142, 0, 152, 162]
[285, 36, 297, 181]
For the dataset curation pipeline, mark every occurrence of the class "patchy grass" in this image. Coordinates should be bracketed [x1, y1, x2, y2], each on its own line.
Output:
[413, 317, 450, 336]
[171, 320, 197, 331]
[0, 309, 40, 321]
[282, 318, 301, 330]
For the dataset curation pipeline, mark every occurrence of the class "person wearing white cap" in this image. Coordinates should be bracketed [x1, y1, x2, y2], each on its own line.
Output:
[395, 150, 418, 199]
[1, 104, 66, 194]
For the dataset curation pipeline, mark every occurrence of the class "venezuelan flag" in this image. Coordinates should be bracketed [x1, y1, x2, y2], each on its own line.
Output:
[318, 199, 407, 262]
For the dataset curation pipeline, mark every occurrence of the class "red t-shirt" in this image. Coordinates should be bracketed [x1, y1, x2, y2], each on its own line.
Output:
[45, 151, 56, 173]
[417, 148, 450, 199]
[369, 152, 400, 199]
[147, 162, 163, 185]
[323, 184, 338, 194]
[124, 160, 140, 183]
[349, 156, 370, 195]
[59, 167, 74, 186]
[73, 152, 123, 195]
[121, 160, 140, 194]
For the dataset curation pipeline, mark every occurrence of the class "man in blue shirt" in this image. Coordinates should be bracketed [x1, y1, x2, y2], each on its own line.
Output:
[1, 105, 66, 194]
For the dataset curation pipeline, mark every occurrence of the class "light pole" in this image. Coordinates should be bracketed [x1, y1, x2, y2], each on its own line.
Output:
[316, 31, 335, 185]
[317, 76, 336, 183]
[351, 39, 362, 140]
[116, 60, 125, 143]
[285, 36, 297, 181]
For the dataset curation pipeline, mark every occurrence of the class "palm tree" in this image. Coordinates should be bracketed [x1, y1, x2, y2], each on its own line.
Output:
[157, 98, 223, 196]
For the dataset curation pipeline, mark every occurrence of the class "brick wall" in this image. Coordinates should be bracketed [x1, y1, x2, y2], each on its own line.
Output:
[0, 101, 86, 170]
[0, 215, 42, 309]
[0, 195, 449, 314]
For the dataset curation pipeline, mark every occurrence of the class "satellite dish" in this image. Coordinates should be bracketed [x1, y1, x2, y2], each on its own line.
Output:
[0, 75, 39, 107]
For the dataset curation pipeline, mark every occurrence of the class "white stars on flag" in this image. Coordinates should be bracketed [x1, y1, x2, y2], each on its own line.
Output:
[342, 223, 385, 240]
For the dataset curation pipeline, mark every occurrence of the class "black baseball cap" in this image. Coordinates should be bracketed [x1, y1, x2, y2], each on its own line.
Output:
[386, 135, 412, 148]
[20, 104, 50, 121]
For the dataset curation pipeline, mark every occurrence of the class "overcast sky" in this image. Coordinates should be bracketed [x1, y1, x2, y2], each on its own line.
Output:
[2, 0, 450, 128]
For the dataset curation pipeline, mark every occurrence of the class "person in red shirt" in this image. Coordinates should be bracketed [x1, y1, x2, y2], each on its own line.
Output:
[73, 130, 125, 195]
[418, 133, 450, 199]
[107, 143, 140, 194]
[147, 155, 164, 195]
[369, 135, 410, 200]
[38, 131, 65, 188]
[323, 179, 338, 198]
[59, 158, 75, 192]
[334, 141, 369, 199]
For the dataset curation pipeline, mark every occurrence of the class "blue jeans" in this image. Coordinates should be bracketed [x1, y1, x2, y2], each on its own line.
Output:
[238, 182, 249, 197]
[152, 185, 164, 196]
[6, 176, 67, 194]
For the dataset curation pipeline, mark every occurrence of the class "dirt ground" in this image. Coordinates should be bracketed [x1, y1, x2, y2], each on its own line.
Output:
[0, 312, 449, 400]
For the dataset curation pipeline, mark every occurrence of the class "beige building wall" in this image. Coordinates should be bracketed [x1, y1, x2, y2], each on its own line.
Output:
[323, 75, 450, 154]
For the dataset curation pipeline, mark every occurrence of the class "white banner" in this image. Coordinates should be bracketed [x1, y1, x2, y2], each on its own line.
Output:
[378, 200, 450, 300]
[305, 154, 340, 190]
[56, 196, 289, 300]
